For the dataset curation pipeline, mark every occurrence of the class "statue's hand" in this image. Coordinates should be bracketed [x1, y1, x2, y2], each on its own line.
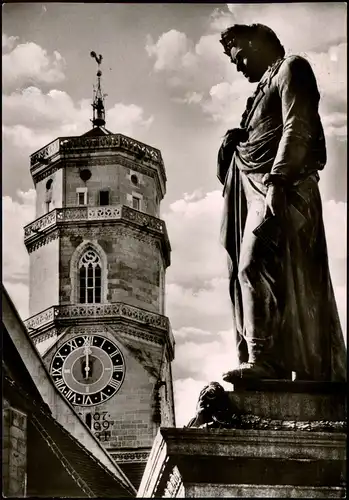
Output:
[222, 128, 248, 149]
[264, 185, 285, 218]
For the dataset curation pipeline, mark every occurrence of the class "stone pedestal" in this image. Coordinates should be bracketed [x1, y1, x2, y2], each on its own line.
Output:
[138, 382, 346, 498]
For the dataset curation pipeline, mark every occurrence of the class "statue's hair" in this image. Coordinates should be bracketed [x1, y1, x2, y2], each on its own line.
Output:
[220, 23, 285, 59]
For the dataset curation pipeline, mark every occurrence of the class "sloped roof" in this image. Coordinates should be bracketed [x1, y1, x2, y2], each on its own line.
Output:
[2, 285, 136, 498]
[82, 125, 113, 136]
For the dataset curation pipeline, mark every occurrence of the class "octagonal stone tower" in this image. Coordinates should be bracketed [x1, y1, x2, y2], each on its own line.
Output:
[23, 61, 175, 490]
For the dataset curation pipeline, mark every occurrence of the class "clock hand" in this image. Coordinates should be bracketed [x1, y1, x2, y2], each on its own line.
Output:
[83, 339, 91, 380]
[84, 348, 90, 379]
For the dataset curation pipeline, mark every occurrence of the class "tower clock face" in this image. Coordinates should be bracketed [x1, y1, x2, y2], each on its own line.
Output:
[50, 334, 125, 406]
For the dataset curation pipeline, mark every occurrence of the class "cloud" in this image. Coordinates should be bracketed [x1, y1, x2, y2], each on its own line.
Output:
[2, 189, 36, 319]
[201, 79, 254, 125]
[333, 285, 347, 345]
[324, 191, 347, 330]
[107, 103, 154, 132]
[304, 43, 347, 102]
[172, 91, 204, 105]
[2, 41, 66, 91]
[323, 200, 347, 261]
[166, 279, 232, 334]
[164, 190, 227, 289]
[173, 327, 237, 380]
[146, 30, 195, 72]
[2, 34, 19, 51]
[146, 29, 234, 95]
[321, 112, 347, 138]
[3, 87, 154, 152]
[4, 282, 31, 322]
[174, 378, 207, 427]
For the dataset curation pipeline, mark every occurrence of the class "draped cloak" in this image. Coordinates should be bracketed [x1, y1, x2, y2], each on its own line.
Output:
[219, 55, 346, 381]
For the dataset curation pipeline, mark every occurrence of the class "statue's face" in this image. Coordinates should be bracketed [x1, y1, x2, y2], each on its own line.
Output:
[196, 383, 223, 414]
[230, 43, 266, 83]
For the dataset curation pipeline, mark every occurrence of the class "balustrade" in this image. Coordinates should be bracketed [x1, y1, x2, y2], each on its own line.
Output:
[24, 205, 165, 240]
[24, 303, 169, 331]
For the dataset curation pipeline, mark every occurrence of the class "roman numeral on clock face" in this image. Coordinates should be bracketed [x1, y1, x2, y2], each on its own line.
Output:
[51, 366, 62, 376]
[82, 395, 93, 405]
[54, 351, 68, 362]
[65, 338, 81, 350]
[65, 390, 78, 404]
[110, 350, 122, 360]
[109, 378, 120, 389]
[100, 391, 109, 402]
[54, 378, 67, 393]
[82, 335, 93, 345]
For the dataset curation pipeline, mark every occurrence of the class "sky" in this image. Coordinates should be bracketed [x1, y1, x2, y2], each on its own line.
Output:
[2, 2, 347, 426]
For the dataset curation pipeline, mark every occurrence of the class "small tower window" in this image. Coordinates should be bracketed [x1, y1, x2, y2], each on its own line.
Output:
[131, 174, 138, 185]
[45, 178, 53, 213]
[80, 169, 92, 182]
[76, 187, 88, 206]
[79, 249, 102, 303]
[99, 190, 109, 206]
[132, 196, 141, 210]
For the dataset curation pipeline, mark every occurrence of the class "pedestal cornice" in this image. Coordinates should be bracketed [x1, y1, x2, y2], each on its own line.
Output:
[138, 427, 347, 498]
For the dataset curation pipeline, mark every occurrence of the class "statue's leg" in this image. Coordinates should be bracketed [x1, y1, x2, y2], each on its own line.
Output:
[224, 196, 289, 381]
[228, 267, 248, 365]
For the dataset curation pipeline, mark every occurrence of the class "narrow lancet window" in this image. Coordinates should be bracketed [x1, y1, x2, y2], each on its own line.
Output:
[79, 249, 102, 303]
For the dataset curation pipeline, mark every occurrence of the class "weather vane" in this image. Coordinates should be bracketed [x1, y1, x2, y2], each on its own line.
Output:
[90, 51, 106, 128]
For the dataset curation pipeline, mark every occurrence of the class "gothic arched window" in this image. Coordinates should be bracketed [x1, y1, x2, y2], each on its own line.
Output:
[79, 249, 102, 303]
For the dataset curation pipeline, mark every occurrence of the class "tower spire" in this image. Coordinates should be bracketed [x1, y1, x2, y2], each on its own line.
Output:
[90, 51, 106, 128]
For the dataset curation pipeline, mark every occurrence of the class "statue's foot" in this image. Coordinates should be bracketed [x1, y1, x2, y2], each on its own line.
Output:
[223, 362, 281, 383]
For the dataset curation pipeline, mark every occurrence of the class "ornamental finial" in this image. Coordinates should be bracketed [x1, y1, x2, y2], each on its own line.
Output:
[90, 51, 106, 128]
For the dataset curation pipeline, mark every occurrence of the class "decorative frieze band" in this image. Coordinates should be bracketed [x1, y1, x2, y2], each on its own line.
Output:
[31, 328, 58, 344]
[117, 325, 163, 346]
[110, 451, 150, 463]
[25, 302, 170, 332]
[31, 134, 164, 170]
[27, 230, 60, 253]
[30, 137, 61, 167]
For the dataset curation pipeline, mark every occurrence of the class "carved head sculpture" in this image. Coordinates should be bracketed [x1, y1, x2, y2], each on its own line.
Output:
[187, 381, 234, 427]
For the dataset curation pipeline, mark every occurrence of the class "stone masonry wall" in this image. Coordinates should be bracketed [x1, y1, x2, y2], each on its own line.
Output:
[64, 160, 159, 217]
[3, 407, 27, 497]
[35, 168, 64, 218]
[29, 237, 60, 316]
[59, 225, 163, 313]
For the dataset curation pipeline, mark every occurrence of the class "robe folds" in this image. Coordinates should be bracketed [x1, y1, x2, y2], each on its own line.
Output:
[219, 55, 346, 381]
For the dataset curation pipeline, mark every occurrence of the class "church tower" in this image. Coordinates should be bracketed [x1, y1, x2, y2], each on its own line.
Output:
[23, 53, 175, 490]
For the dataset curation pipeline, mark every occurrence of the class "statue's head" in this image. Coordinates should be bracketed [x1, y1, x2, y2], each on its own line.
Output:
[220, 24, 285, 82]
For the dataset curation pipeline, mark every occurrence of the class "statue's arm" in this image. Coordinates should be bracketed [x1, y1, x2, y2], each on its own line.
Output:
[267, 55, 323, 185]
[217, 128, 248, 185]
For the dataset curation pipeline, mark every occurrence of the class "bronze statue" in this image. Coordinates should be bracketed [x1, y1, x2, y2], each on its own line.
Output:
[218, 24, 346, 382]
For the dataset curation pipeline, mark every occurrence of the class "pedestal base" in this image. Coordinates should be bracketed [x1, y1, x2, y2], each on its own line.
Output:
[138, 384, 346, 498]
